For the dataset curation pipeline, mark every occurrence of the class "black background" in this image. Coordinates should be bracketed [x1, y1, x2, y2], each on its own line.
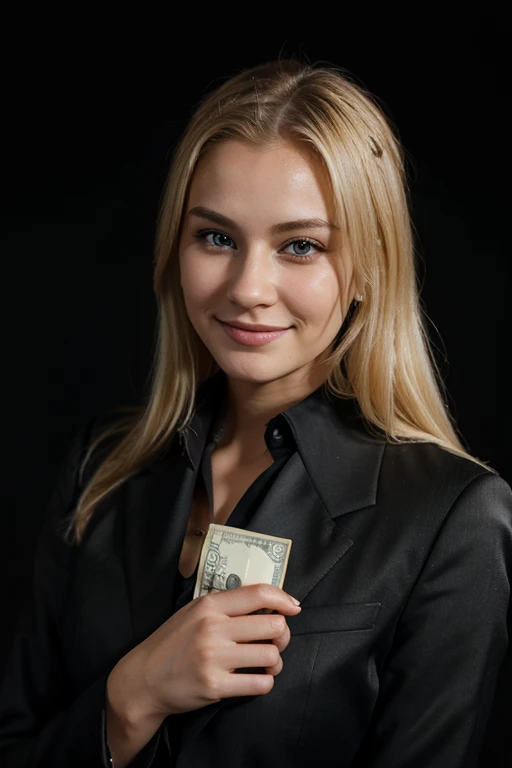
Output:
[2, 12, 509, 764]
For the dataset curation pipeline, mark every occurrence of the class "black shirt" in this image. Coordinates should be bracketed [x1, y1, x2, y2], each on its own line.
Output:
[172, 405, 296, 613]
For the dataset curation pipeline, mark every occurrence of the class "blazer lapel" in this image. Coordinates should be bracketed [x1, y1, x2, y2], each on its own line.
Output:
[177, 439, 382, 754]
[245, 451, 354, 603]
[123, 378, 222, 647]
[123, 455, 199, 647]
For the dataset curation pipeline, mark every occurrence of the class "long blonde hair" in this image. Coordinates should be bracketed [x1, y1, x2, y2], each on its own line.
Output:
[64, 58, 496, 545]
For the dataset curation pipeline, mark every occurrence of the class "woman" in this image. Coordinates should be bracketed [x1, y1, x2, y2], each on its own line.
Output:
[0, 59, 510, 767]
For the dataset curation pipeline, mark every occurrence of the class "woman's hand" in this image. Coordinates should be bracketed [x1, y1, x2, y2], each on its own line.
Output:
[107, 583, 301, 728]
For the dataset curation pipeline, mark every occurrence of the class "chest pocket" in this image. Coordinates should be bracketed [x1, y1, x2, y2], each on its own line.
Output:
[287, 602, 381, 635]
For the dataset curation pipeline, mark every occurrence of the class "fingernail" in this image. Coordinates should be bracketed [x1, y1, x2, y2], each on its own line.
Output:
[289, 595, 301, 606]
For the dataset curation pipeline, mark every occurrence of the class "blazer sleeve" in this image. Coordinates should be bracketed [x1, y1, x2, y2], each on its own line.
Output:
[0, 419, 165, 767]
[353, 471, 512, 768]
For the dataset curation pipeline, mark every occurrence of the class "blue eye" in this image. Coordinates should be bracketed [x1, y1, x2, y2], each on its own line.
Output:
[194, 229, 323, 261]
[196, 230, 236, 249]
[281, 238, 326, 260]
[283, 239, 316, 257]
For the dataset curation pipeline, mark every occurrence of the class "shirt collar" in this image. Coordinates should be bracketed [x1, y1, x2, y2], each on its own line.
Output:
[147, 371, 385, 521]
[179, 371, 297, 468]
[179, 370, 371, 472]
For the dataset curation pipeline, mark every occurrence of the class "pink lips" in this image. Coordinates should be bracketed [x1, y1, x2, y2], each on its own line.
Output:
[217, 319, 291, 347]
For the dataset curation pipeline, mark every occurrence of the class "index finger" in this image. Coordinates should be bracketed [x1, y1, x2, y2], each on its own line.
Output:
[199, 583, 301, 617]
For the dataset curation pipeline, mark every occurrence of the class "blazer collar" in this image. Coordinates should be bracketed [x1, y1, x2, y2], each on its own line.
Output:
[282, 386, 385, 518]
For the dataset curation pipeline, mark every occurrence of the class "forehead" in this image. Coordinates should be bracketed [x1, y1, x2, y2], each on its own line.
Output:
[187, 140, 335, 220]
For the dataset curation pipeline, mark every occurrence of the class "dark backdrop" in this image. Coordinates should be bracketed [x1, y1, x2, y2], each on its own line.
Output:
[2, 13, 509, 765]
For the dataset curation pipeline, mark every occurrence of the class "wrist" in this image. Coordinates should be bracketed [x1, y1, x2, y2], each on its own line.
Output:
[105, 699, 163, 768]
[105, 666, 165, 768]
[107, 656, 164, 731]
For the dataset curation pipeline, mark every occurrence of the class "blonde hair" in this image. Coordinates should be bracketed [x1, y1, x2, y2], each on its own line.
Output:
[64, 58, 496, 545]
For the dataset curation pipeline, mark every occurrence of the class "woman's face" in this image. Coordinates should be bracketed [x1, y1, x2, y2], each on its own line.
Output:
[178, 140, 355, 389]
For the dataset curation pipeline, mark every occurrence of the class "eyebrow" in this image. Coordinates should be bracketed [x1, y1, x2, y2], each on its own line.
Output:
[187, 206, 339, 234]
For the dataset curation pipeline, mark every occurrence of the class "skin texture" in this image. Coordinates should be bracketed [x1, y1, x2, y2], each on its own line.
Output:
[179, 140, 356, 427]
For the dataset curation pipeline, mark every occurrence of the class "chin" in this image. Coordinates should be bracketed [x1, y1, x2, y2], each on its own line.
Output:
[210, 353, 299, 386]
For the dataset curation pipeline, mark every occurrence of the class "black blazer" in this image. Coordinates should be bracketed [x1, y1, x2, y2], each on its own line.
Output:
[1, 382, 511, 767]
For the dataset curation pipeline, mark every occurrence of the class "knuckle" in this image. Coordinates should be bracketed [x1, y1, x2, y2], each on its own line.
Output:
[254, 583, 274, 602]
[197, 615, 219, 638]
[263, 644, 280, 666]
[256, 675, 274, 694]
[199, 670, 222, 700]
[196, 639, 217, 665]
[273, 635, 286, 653]
[270, 614, 286, 634]
[198, 593, 216, 613]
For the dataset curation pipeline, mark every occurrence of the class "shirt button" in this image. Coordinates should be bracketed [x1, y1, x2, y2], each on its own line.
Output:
[271, 427, 283, 441]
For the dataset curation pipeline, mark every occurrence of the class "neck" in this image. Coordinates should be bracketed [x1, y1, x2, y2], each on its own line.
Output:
[218, 364, 328, 453]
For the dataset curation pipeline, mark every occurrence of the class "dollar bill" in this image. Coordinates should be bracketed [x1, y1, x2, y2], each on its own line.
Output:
[193, 523, 292, 599]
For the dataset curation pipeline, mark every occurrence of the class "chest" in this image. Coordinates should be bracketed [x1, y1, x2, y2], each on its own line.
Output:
[178, 451, 275, 578]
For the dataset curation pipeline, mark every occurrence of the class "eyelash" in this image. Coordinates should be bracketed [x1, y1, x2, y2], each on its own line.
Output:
[193, 228, 325, 261]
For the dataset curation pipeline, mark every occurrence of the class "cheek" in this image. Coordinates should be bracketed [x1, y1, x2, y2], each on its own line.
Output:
[281, 267, 342, 326]
[179, 249, 222, 307]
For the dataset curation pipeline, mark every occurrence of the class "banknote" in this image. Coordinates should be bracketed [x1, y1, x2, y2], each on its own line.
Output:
[193, 523, 292, 599]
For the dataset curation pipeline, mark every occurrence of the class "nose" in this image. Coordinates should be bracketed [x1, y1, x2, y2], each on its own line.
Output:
[225, 246, 278, 309]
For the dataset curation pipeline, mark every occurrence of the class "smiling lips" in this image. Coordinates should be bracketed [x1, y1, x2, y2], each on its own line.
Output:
[217, 318, 291, 346]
